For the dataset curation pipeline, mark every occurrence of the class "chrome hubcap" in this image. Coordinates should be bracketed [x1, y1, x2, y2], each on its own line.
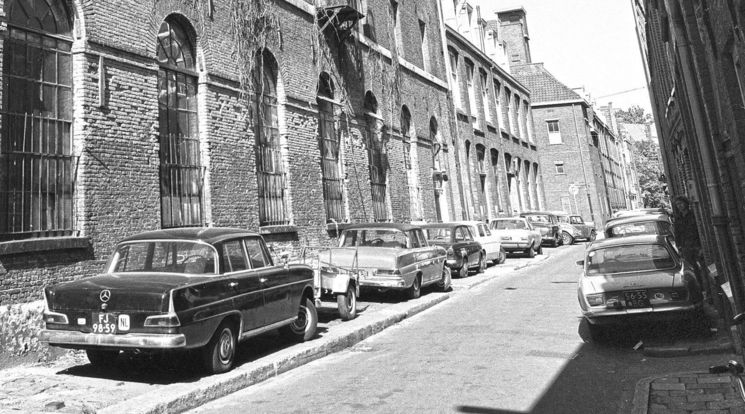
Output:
[218, 329, 233, 364]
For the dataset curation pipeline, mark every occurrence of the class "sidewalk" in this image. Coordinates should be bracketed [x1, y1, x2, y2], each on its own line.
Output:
[631, 302, 745, 414]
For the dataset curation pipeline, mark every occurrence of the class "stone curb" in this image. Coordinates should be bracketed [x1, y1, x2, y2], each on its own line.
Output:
[642, 341, 734, 358]
[99, 293, 451, 414]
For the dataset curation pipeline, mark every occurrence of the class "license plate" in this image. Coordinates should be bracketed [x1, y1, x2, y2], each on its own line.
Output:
[624, 290, 650, 308]
[501, 236, 512, 241]
[92, 313, 117, 334]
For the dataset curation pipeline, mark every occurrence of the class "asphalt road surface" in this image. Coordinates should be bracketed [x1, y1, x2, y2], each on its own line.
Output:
[188, 243, 733, 414]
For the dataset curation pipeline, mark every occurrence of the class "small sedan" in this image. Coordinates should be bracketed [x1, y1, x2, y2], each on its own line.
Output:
[40, 228, 318, 374]
[337, 223, 451, 298]
[604, 213, 673, 240]
[489, 217, 543, 257]
[555, 212, 597, 245]
[421, 223, 485, 278]
[458, 221, 506, 265]
[576, 234, 703, 340]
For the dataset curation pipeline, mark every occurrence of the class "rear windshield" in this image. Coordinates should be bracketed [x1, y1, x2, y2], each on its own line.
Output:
[586, 243, 676, 275]
[493, 220, 526, 230]
[608, 221, 672, 237]
[340, 229, 408, 248]
[109, 241, 218, 275]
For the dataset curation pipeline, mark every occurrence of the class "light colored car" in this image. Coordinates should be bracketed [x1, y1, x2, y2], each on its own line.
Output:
[457, 221, 506, 265]
[554, 212, 597, 245]
[604, 213, 673, 240]
[489, 217, 542, 257]
[576, 234, 703, 341]
[519, 211, 562, 247]
[336, 223, 451, 298]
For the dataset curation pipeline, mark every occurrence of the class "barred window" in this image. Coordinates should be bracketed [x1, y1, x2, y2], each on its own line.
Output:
[254, 52, 288, 226]
[317, 73, 344, 223]
[1, 0, 74, 240]
[157, 19, 203, 228]
[365, 92, 388, 222]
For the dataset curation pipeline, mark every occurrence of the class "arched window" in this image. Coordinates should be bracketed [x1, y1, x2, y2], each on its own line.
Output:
[317, 73, 343, 223]
[254, 50, 288, 226]
[1, 0, 73, 240]
[157, 17, 202, 228]
[365, 91, 388, 222]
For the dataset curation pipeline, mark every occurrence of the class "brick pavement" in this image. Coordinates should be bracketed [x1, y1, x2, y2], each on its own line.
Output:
[634, 371, 745, 414]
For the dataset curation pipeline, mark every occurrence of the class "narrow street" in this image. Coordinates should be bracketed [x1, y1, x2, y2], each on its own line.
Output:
[188, 244, 734, 414]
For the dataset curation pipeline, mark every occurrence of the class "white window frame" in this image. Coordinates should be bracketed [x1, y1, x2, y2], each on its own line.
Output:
[547, 120, 562, 144]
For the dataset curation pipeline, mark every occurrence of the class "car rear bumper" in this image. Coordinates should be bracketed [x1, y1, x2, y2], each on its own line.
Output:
[39, 329, 187, 349]
[583, 303, 701, 325]
[359, 277, 409, 290]
[500, 242, 531, 251]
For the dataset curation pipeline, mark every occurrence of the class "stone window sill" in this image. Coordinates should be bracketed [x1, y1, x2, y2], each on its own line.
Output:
[0, 237, 91, 256]
[259, 225, 298, 235]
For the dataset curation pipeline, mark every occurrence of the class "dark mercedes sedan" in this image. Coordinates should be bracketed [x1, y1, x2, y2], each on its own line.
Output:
[421, 223, 485, 278]
[39, 228, 317, 374]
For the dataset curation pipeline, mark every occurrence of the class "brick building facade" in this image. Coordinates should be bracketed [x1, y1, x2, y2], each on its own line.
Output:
[442, 2, 545, 221]
[0, 0, 463, 362]
[501, 8, 628, 226]
[633, 0, 745, 349]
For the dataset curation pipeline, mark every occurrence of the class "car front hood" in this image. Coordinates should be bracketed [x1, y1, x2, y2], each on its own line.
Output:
[47, 273, 210, 312]
[582, 268, 682, 294]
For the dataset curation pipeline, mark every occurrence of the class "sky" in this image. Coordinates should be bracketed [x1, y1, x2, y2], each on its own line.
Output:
[475, 0, 652, 114]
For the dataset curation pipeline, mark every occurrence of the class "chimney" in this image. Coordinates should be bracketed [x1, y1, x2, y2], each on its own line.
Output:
[496, 8, 531, 69]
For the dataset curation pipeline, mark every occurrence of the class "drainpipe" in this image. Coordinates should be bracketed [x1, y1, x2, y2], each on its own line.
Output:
[571, 103, 595, 223]
[436, 0, 469, 220]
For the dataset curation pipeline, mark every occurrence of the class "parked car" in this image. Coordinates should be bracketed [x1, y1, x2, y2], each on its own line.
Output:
[39, 228, 318, 374]
[554, 212, 597, 245]
[519, 211, 561, 247]
[457, 221, 506, 265]
[335, 223, 451, 298]
[489, 217, 543, 257]
[576, 234, 704, 340]
[604, 213, 673, 241]
[421, 223, 485, 278]
[611, 208, 671, 219]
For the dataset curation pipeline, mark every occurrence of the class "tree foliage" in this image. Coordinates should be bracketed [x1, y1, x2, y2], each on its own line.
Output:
[632, 140, 668, 208]
[616, 105, 654, 124]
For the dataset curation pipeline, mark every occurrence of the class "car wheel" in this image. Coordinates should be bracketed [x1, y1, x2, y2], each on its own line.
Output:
[589, 230, 597, 241]
[477, 253, 487, 273]
[436, 266, 452, 292]
[280, 297, 318, 342]
[536, 244, 543, 255]
[587, 323, 607, 343]
[526, 245, 536, 258]
[202, 321, 237, 374]
[562, 232, 574, 245]
[407, 274, 422, 299]
[337, 284, 357, 321]
[86, 349, 119, 367]
[554, 234, 561, 247]
[496, 247, 507, 264]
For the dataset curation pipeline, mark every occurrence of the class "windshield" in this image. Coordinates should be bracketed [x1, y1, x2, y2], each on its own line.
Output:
[423, 227, 452, 242]
[608, 220, 672, 237]
[586, 243, 676, 275]
[570, 216, 584, 225]
[340, 229, 408, 248]
[524, 214, 550, 224]
[493, 220, 526, 230]
[109, 241, 218, 275]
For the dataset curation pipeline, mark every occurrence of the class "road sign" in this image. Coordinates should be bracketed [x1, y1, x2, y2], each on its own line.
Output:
[569, 184, 579, 195]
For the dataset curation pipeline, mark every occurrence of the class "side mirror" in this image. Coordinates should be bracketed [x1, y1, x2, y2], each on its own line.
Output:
[575, 260, 585, 266]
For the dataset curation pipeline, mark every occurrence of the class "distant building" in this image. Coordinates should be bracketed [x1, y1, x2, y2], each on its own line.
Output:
[496, 9, 627, 225]
[442, 2, 545, 220]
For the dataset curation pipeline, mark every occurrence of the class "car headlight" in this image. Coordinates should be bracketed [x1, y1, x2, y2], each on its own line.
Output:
[586, 294, 604, 306]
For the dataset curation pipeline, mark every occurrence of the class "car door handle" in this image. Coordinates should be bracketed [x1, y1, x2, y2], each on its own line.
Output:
[228, 282, 238, 289]
[259, 278, 268, 284]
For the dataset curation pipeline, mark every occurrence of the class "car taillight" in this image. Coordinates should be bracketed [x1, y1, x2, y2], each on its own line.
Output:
[586, 294, 604, 306]
[42, 289, 69, 325]
[144, 313, 181, 327]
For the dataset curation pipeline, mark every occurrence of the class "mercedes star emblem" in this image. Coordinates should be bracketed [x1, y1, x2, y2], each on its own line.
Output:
[99, 289, 111, 302]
